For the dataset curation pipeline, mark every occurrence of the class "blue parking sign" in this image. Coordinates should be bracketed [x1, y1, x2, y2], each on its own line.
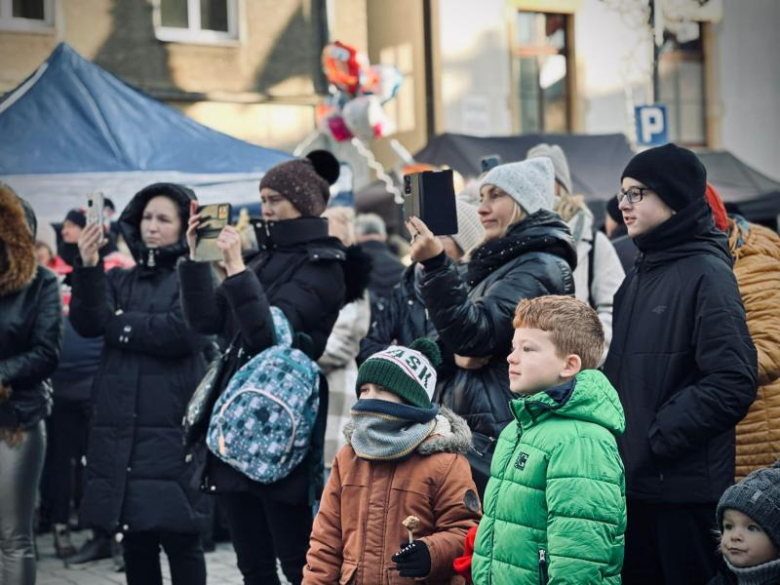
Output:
[635, 105, 668, 146]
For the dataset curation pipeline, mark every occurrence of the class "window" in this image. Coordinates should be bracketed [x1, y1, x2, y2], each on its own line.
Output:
[658, 23, 706, 146]
[154, 0, 238, 43]
[511, 11, 572, 133]
[0, 0, 53, 31]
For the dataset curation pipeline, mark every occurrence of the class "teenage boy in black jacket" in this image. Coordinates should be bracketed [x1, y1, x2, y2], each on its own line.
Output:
[603, 143, 758, 584]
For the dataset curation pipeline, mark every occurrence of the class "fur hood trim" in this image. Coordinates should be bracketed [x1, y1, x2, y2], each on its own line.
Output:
[342, 406, 473, 456]
[0, 184, 37, 296]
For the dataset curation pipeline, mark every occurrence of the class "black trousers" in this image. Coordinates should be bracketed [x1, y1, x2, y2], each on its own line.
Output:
[41, 398, 90, 524]
[123, 531, 206, 585]
[222, 492, 313, 585]
[622, 499, 721, 585]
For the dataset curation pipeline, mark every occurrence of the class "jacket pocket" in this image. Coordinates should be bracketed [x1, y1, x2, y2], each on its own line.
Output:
[538, 548, 549, 585]
[339, 561, 357, 585]
[385, 567, 415, 584]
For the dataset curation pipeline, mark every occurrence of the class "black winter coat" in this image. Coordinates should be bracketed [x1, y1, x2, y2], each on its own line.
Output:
[420, 210, 577, 439]
[0, 188, 62, 429]
[178, 217, 348, 504]
[359, 240, 405, 311]
[707, 568, 737, 585]
[0, 267, 62, 428]
[603, 198, 757, 505]
[358, 264, 436, 362]
[69, 183, 209, 535]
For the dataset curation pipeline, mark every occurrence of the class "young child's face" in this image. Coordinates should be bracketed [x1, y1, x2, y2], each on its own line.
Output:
[358, 383, 404, 404]
[507, 327, 573, 395]
[721, 508, 780, 568]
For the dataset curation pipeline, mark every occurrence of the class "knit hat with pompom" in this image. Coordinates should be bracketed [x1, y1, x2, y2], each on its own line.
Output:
[259, 150, 340, 217]
[356, 339, 442, 408]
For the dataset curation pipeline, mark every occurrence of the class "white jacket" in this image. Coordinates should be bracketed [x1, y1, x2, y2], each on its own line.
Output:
[567, 209, 625, 360]
[318, 293, 371, 467]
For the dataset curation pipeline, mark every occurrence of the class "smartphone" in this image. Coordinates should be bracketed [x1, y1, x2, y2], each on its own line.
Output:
[86, 192, 105, 228]
[403, 170, 458, 236]
[195, 203, 232, 262]
[480, 155, 502, 174]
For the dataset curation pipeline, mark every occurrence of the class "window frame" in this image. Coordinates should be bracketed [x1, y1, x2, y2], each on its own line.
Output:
[0, 0, 54, 33]
[509, 10, 575, 134]
[153, 0, 240, 45]
[658, 21, 708, 147]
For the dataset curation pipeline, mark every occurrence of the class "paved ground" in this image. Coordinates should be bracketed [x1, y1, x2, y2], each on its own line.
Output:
[36, 530, 290, 584]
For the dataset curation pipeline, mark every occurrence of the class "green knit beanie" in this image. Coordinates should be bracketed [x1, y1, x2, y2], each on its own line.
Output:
[356, 339, 442, 408]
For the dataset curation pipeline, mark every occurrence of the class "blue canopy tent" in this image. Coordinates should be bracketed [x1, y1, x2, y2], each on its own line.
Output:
[0, 43, 292, 221]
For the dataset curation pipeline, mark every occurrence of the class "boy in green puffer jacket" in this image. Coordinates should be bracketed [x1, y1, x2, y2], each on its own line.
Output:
[471, 295, 626, 585]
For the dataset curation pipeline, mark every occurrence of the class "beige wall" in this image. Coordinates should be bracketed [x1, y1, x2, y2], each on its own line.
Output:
[0, 0, 354, 150]
[366, 0, 429, 169]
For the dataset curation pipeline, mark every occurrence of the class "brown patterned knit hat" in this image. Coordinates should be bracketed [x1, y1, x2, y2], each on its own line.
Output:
[259, 150, 340, 217]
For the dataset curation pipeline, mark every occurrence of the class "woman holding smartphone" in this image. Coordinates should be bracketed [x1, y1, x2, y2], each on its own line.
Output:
[406, 158, 577, 494]
[178, 150, 362, 585]
[70, 183, 209, 585]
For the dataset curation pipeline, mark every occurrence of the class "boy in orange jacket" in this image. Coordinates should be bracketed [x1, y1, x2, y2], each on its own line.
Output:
[303, 339, 481, 584]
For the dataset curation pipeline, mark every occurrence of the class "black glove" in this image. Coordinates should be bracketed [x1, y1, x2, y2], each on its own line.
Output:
[392, 540, 431, 578]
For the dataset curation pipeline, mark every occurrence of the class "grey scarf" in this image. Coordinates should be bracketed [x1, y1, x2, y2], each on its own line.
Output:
[349, 399, 438, 461]
[726, 556, 780, 585]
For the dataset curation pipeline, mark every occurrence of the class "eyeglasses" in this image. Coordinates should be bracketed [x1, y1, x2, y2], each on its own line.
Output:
[616, 186, 652, 205]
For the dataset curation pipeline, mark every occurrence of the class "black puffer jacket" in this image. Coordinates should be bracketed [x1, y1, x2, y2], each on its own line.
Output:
[178, 217, 350, 504]
[421, 210, 577, 439]
[359, 239, 405, 312]
[0, 186, 62, 428]
[69, 183, 209, 535]
[603, 198, 757, 505]
[358, 264, 436, 363]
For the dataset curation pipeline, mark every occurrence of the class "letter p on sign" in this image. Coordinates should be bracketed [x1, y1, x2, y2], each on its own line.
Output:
[635, 105, 668, 147]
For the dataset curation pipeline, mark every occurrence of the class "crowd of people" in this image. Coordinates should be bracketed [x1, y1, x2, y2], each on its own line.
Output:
[0, 141, 779, 585]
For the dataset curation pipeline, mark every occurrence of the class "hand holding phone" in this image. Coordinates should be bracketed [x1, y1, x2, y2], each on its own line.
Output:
[193, 203, 233, 262]
[406, 215, 444, 263]
[78, 223, 106, 267]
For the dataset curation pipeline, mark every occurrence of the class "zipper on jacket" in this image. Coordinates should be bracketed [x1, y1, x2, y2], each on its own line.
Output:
[538, 548, 549, 585]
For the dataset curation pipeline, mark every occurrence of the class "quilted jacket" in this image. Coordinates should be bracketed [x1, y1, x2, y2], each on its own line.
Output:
[471, 370, 626, 585]
[304, 407, 481, 585]
[728, 217, 780, 479]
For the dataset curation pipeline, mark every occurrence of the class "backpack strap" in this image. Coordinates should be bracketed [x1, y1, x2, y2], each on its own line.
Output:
[270, 306, 294, 347]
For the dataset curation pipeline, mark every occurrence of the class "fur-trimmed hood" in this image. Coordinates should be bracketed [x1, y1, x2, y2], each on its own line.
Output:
[0, 183, 37, 296]
[342, 405, 473, 456]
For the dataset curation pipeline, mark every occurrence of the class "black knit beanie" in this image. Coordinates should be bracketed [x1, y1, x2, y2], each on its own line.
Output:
[717, 461, 780, 548]
[259, 150, 340, 217]
[605, 197, 623, 225]
[64, 208, 86, 228]
[621, 143, 707, 212]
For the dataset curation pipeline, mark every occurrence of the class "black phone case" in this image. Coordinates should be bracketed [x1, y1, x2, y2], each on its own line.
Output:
[404, 170, 458, 236]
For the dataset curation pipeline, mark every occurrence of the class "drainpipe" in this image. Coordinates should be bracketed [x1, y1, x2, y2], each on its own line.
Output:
[422, 0, 436, 140]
